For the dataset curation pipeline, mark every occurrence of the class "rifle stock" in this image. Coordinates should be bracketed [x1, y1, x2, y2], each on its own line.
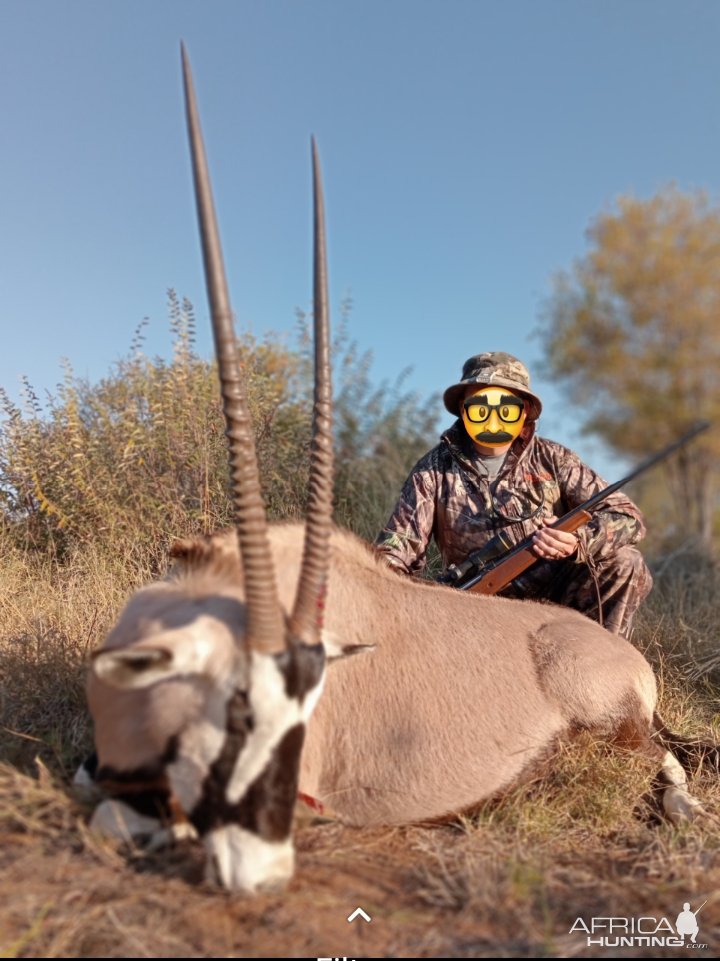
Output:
[462, 509, 591, 595]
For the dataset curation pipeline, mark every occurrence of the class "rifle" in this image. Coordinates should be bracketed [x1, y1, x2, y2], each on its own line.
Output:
[438, 421, 710, 596]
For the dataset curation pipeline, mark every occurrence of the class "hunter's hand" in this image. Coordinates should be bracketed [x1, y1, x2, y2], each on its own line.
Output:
[532, 517, 578, 560]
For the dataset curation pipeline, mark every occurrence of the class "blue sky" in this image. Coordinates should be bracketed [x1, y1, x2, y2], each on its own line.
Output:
[2, 0, 718, 477]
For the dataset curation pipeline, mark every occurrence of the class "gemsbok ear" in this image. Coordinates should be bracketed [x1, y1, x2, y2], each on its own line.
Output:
[169, 537, 212, 564]
[91, 647, 175, 689]
[322, 634, 377, 661]
[169, 534, 242, 579]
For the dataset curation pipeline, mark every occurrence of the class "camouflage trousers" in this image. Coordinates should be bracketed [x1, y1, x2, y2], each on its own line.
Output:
[499, 546, 653, 640]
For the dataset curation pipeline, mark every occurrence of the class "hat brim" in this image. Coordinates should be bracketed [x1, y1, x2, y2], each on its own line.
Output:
[443, 380, 542, 421]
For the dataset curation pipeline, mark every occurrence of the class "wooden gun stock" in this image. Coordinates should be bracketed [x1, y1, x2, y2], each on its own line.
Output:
[462, 509, 592, 596]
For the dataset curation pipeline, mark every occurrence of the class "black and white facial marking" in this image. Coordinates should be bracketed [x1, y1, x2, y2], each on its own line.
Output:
[87, 582, 332, 891]
[93, 736, 178, 820]
[94, 736, 178, 794]
[173, 641, 326, 893]
[83, 738, 191, 847]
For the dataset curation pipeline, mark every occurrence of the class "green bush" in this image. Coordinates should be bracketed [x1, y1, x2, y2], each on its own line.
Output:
[0, 292, 438, 564]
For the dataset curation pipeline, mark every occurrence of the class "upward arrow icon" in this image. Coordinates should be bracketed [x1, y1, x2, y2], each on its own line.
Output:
[347, 907, 372, 923]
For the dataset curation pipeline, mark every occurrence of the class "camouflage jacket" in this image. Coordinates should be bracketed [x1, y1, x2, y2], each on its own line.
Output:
[375, 420, 646, 575]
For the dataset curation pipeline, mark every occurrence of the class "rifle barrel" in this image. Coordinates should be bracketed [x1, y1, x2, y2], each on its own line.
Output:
[580, 421, 710, 515]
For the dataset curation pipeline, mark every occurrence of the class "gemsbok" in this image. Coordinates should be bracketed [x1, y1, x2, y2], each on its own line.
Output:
[84, 47, 717, 894]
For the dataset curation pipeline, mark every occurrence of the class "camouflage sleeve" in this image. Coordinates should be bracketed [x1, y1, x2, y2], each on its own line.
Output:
[374, 454, 438, 575]
[551, 445, 647, 562]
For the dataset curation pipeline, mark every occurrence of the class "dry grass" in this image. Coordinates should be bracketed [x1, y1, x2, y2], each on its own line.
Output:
[0, 545, 719, 957]
[641, 551, 720, 696]
[0, 745, 719, 958]
[0, 543, 148, 775]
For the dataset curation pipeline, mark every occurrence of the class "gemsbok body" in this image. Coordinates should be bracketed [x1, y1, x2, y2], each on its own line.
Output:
[85, 48, 716, 895]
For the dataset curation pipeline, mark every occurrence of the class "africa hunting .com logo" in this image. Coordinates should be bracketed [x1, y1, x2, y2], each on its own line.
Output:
[569, 900, 708, 949]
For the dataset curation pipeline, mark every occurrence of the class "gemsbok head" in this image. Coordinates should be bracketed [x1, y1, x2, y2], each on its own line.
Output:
[85, 47, 719, 896]
[87, 45, 334, 893]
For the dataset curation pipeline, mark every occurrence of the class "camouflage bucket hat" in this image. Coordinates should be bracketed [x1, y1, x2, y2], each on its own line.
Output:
[443, 352, 543, 420]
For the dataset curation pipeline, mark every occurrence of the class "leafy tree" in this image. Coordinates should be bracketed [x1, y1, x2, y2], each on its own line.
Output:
[538, 187, 720, 550]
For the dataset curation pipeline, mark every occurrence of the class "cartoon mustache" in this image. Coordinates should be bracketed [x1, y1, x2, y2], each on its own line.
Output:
[474, 430, 514, 444]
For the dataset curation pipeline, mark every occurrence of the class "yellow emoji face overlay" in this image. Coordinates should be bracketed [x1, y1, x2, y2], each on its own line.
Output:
[461, 387, 527, 448]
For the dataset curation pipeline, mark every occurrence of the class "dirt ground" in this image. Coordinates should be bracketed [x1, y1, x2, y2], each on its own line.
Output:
[1, 759, 718, 959]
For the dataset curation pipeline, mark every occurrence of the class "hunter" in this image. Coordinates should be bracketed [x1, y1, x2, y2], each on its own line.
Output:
[375, 352, 652, 639]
